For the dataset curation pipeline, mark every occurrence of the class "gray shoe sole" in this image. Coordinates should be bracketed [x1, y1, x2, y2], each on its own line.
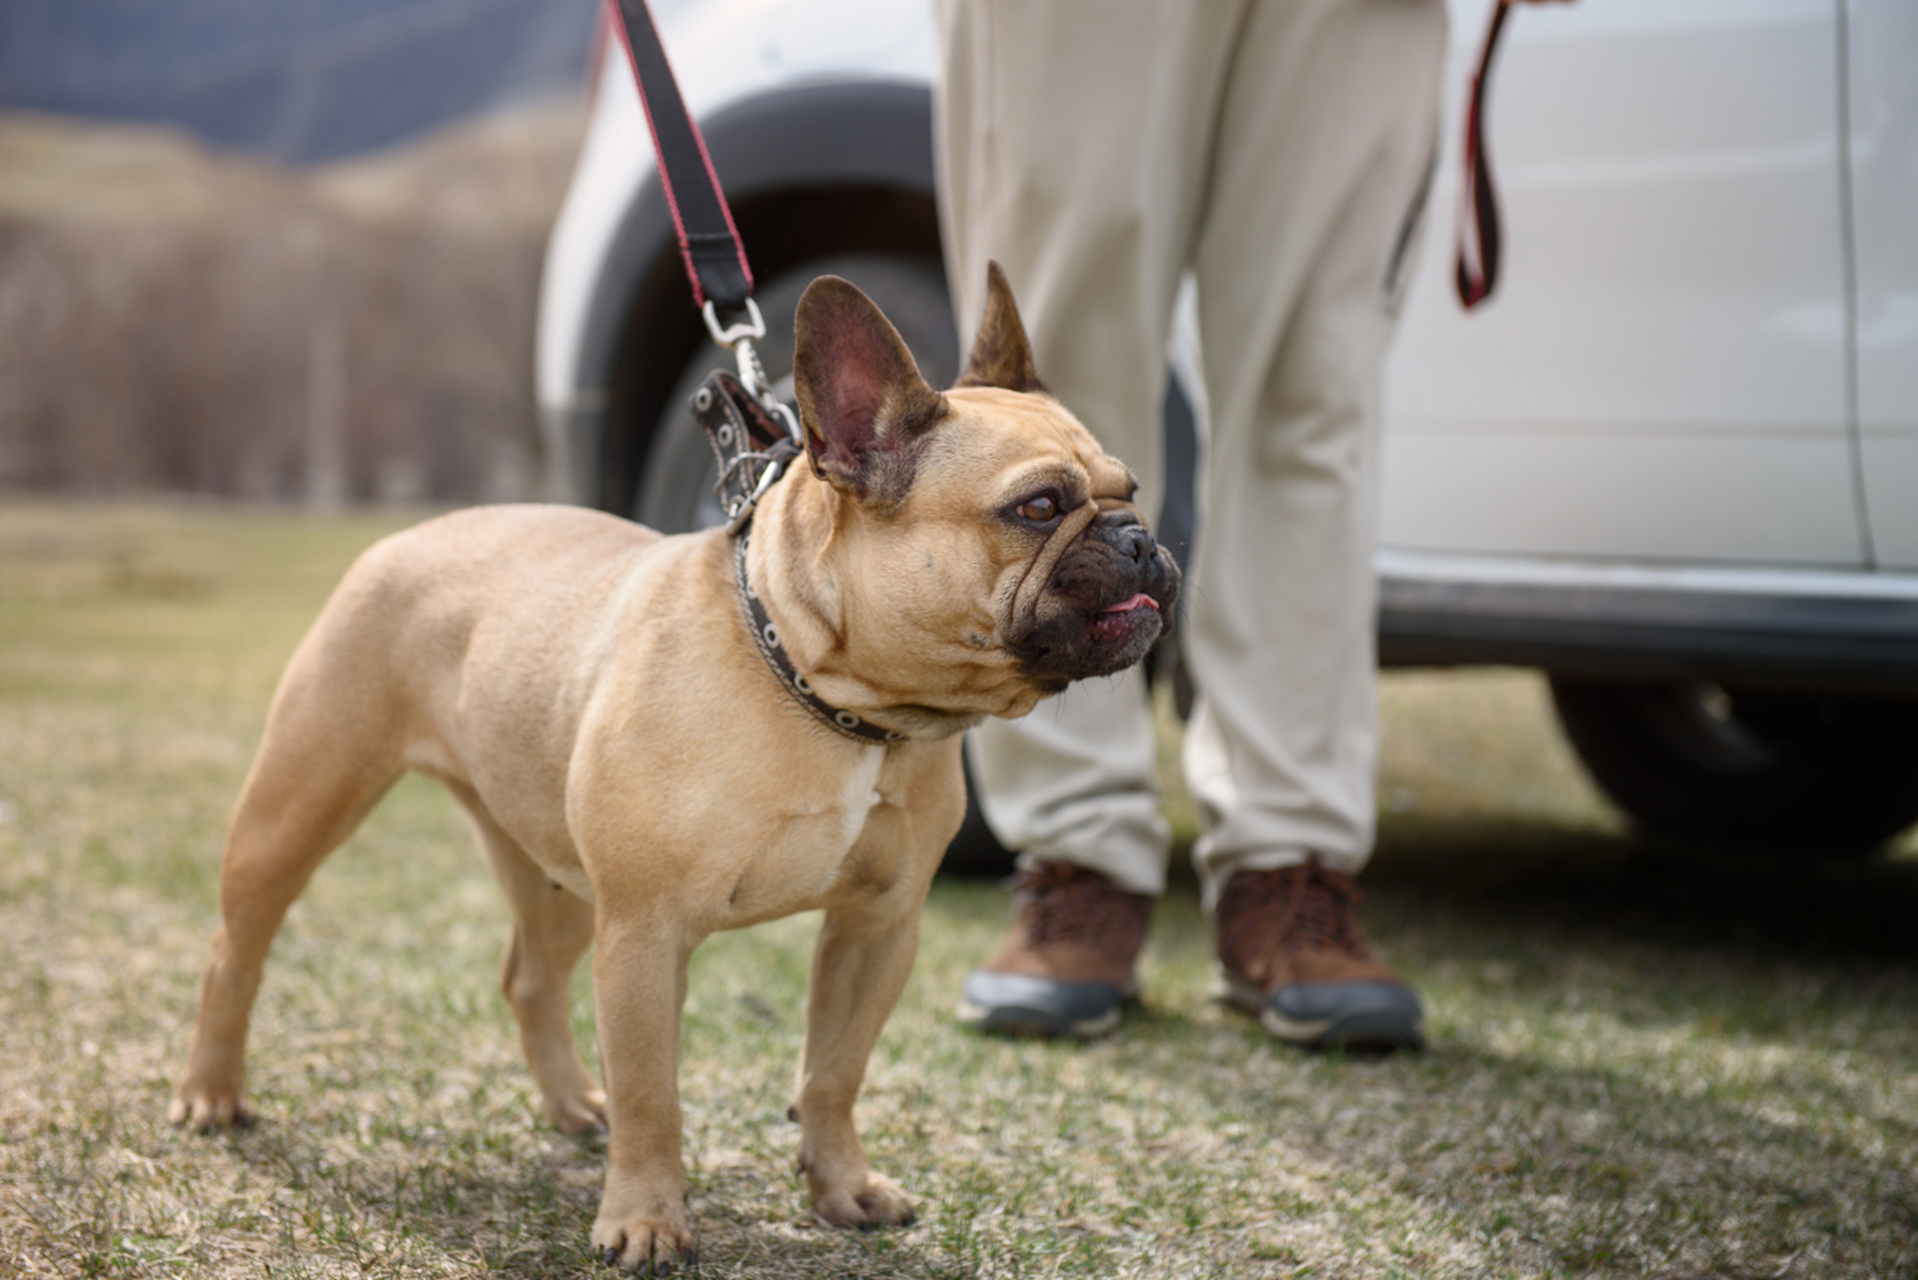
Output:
[1216, 970, 1425, 1051]
[956, 969, 1136, 1039]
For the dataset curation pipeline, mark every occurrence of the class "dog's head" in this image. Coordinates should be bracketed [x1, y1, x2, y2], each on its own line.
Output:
[787, 263, 1180, 727]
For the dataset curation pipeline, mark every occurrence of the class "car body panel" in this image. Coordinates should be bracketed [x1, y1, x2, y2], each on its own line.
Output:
[1377, 546, 1918, 692]
[1849, 0, 1918, 568]
[1383, 0, 1863, 567]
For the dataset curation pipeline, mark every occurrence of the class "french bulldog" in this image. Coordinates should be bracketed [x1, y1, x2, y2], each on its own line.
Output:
[171, 263, 1179, 1269]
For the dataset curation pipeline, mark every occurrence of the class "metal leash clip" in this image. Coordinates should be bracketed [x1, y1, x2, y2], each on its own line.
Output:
[703, 299, 801, 445]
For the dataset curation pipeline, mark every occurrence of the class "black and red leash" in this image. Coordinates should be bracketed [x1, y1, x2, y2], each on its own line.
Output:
[1455, 0, 1513, 310]
[605, 0, 753, 321]
[602, 0, 801, 534]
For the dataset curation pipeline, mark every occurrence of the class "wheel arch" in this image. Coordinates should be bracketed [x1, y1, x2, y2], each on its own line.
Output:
[557, 78, 943, 513]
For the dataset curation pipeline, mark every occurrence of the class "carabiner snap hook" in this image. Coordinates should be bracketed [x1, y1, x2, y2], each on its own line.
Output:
[702, 298, 800, 444]
[702, 297, 765, 348]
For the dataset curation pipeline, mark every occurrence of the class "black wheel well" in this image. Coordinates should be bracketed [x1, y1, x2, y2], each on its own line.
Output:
[597, 183, 945, 515]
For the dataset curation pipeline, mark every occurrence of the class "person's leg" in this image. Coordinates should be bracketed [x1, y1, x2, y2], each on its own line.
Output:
[1185, 0, 1447, 1046]
[935, 0, 1242, 1034]
[962, 683, 1166, 895]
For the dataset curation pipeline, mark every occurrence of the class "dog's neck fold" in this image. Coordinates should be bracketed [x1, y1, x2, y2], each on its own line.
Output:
[742, 468, 1043, 741]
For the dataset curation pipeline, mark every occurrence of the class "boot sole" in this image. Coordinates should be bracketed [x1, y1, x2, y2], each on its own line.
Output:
[955, 970, 1139, 1040]
[954, 996, 1123, 1040]
[1214, 970, 1424, 1052]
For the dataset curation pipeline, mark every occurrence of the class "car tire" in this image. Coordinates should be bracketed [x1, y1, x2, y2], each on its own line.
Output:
[1549, 678, 1918, 853]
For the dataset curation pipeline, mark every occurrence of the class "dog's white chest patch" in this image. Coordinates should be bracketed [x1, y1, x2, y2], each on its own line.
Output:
[831, 748, 886, 848]
[802, 747, 887, 898]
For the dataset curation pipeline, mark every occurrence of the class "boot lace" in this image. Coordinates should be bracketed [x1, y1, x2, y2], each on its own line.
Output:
[1226, 860, 1374, 964]
[1011, 865, 1135, 948]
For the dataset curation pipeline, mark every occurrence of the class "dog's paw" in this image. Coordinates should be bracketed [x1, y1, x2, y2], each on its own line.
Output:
[590, 1212, 693, 1274]
[168, 1081, 252, 1130]
[811, 1169, 916, 1231]
[548, 1085, 609, 1137]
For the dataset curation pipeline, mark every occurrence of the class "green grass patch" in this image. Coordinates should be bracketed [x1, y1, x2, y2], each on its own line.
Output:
[1, 498, 1913, 1278]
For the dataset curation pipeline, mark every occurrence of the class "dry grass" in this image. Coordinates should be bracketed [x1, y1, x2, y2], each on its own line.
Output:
[2, 498, 1914, 1278]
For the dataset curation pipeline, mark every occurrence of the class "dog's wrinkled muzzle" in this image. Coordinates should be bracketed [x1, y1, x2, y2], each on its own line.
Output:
[1005, 499, 1180, 690]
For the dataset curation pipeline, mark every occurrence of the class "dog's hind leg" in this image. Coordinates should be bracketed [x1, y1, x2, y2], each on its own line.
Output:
[171, 644, 404, 1129]
[457, 792, 606, 1134]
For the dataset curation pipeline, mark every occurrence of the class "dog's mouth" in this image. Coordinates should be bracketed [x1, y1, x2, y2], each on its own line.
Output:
[1088, 593, 1160, 646]
[1007, 523, 1180, 691]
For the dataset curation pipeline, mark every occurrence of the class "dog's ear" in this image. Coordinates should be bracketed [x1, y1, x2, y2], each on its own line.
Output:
[793, 276, 949, 505]
[956, 261, 1045, 394]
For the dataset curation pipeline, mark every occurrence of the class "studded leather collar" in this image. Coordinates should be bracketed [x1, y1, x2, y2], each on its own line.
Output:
[732, 533, 904, 746]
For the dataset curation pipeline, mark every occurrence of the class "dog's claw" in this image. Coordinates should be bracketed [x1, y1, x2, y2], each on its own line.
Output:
[169, 1088, 253, 1132]
[809, 1168, 917, 1232]
[593, 1218, 692, 1274]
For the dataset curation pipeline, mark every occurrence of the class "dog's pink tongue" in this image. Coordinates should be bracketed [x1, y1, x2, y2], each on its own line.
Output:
[1103, 593, 1157, 614]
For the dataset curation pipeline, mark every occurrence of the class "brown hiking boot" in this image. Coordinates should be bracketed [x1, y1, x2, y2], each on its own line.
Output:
[955, 861, 1152, 1038]
[1214, 860, 1424, 1050]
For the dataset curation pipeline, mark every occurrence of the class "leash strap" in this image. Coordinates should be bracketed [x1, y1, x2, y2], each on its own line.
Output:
[1455, 0, 1512, 309]
[605, 0, 754, 314]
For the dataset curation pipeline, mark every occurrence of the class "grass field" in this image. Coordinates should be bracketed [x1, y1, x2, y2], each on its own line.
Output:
[2, 498, 1914, 1278]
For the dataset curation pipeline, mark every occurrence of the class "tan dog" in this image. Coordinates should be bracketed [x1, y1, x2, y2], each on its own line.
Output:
[171, 265, 1179, 1269]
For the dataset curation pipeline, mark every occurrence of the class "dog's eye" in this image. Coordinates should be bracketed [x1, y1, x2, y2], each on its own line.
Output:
[1016, 495, 1059, 523]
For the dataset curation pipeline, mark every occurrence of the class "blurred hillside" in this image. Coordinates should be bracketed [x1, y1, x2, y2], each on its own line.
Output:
[0, 99, 585, 503]
[0, 0, 601, 164]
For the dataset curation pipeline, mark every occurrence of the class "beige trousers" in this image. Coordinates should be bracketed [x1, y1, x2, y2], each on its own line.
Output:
[936, 0, 1447, 899]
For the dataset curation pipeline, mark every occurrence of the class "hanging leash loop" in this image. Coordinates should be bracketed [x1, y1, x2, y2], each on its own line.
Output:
[1455, 0, 1513, 310]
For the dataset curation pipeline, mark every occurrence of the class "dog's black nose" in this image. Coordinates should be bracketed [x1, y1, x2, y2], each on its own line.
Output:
[1093, 509, 1155, 564]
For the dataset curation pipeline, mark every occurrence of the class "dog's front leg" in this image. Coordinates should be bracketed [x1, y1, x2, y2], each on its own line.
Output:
[792, 890, 924, 1229]
[589, 909, 696, 1271]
